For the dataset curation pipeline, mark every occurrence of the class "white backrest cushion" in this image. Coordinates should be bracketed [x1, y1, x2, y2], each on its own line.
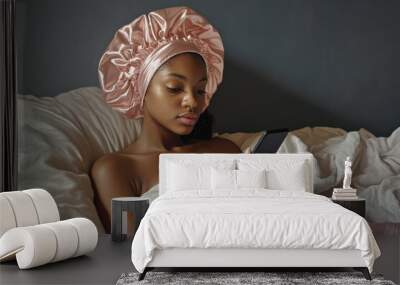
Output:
[211, 168, 267, 190]
[237, 169, 268, 188]
[166, 158, 235, 192]
[211, 168, 237, 190]
[160, 153, 314, 194]
[237, 155, 313, 192]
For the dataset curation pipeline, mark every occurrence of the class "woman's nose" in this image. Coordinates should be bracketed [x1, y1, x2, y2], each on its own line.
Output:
[182, 91, 198, 109]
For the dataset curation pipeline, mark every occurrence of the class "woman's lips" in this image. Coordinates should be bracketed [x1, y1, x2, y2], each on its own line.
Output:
[177, 116, 198, 126]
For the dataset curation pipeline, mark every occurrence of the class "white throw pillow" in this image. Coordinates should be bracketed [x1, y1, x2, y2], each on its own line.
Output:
[211, 168, 267, 190]
[266, 161, 307, 191]
[167, 160, 235, 191]
[211, 168, 237, 190]
[238, 159, 309, 192]
[237, 169, 267, 188]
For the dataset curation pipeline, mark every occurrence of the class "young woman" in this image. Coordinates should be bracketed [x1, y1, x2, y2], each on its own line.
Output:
[91, 6, 241, 232]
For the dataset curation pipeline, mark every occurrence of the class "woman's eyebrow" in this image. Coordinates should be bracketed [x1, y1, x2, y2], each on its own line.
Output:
[167, 73, 207, 82]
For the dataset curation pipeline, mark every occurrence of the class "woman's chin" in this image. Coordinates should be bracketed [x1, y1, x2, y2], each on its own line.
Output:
[174, 124, 195, 135]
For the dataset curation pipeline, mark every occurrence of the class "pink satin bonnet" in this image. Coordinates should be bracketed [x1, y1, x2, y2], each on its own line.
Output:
[98, 6, 224, 119]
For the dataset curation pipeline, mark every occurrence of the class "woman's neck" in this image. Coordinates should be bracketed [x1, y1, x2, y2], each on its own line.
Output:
[129, 115, 183, 154]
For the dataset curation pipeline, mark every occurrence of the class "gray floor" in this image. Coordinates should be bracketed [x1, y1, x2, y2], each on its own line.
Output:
[371, 223, 400, 285]
[0, 235, 134, 285]
[0, 223, 399, 285]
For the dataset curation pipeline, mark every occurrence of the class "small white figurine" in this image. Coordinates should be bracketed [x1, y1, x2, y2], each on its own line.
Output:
[342, 156, 353, 189]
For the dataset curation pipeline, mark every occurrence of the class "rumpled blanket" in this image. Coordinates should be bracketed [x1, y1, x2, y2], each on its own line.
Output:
[278, 127, 400, 222]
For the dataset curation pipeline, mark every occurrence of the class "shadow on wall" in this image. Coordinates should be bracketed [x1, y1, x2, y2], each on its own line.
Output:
[209, 57, 350, 134]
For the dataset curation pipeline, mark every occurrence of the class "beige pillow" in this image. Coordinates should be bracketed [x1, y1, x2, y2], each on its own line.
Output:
[213, 131, 267, 153]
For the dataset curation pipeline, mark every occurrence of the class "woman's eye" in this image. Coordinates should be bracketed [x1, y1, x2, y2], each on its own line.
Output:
[197, 90, 206, 96]
[166, 87, 182, 93]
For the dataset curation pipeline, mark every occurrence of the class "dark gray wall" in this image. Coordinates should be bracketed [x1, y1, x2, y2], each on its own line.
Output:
[16, 0, 400, 136]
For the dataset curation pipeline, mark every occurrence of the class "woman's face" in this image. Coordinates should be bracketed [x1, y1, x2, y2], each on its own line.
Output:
[143, 52, 208, 135]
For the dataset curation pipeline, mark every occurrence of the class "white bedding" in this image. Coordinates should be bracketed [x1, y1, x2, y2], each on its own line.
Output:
[131, 190, 380, 273]
[277, 126, 400, 222]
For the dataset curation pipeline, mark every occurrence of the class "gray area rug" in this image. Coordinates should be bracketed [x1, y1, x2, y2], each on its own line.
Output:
[116, 271, 396, 285]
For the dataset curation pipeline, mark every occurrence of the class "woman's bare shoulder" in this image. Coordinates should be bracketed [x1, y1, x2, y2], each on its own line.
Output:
[91, 152, 137, 183]
[180, 137, 242, 153]
[91, 149, 160, 191]
[92, 152, 132, 169]
[90, 152, 144, 196]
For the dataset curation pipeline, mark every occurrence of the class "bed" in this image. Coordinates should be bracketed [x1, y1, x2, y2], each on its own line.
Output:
[131, 153, 381, 281]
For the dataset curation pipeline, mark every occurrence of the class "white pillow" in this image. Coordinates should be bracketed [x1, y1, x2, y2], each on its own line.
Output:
[238, 159, 309, 192]
[266, 161, 307, 191]
[211, 168, 237, 190]
[237, 169, 267, 188]
[211, 168, 267, 190]
[167, 160, 235, 191]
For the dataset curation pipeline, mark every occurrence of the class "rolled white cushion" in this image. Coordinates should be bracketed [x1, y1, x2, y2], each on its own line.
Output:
[42, 221, 79, 262]
[0, 218, 98, 269]
[0, 191, 39, 227]
[23, 189, 59, 224]
[0, 189, 60, 239]
[0, 196, 17, 237]
[0, 225, 57, 269]
[66, 218, 98, 257]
